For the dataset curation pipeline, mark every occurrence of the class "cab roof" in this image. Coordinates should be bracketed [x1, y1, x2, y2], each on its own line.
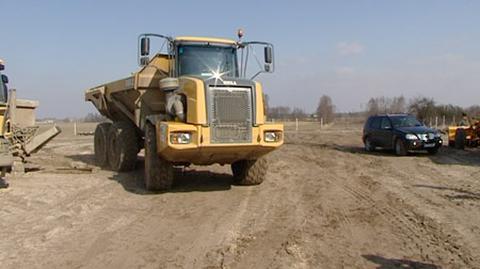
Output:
[174, 36, 237, 45]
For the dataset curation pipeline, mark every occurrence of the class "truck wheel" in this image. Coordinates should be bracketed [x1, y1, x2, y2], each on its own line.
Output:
[108, 121, 139, 171]
[455, 129, 466, 150]
[144, 122, 173, 191]
[395, 139, 407, 156]
[94, 122, 112, 167]
[231, 157, 268, 185]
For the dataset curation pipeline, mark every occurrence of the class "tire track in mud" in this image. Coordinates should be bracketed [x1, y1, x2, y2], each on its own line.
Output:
[298, 143, 477, 268]
[212, 150, 311, 269]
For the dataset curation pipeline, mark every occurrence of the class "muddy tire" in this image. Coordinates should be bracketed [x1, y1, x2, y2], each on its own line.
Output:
[395, 139, 407, 156]
[231, 157, 268, 185]
[364, 137, 375, 152]
[107, 121, 139, 172]
[94, 122, 112, 167]
[144, 122, 174, 191]
[455, 129, 466, 150]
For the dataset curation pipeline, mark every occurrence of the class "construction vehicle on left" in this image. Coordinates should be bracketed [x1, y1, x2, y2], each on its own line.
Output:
[0, 58, 61, 187]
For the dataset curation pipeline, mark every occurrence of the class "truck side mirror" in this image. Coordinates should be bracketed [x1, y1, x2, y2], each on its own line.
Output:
[140, 37, 150, 56]
[264, 46, 272, 64]
[1, 74, 8, 84]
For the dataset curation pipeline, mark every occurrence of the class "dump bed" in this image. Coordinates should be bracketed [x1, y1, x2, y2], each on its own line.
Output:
[85, 55, 171, 125]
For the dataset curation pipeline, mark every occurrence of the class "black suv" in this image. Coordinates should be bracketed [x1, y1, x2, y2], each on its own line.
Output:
[363, 114, 443, 155]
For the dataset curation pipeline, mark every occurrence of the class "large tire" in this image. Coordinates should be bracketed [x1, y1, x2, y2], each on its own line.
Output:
[231, 157, 268, 185]
[144, 122, 174, 191]
[448, 140, 455, 148]
[94, 122, 112, 167]
[107, 121, 139, 172]
[395, 139, 407, 156]
[364, 137, 375, 152]
[455, 128, 466, 150]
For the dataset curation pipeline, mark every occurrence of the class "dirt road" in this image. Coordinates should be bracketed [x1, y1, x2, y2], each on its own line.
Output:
[1, 121, 480, 268]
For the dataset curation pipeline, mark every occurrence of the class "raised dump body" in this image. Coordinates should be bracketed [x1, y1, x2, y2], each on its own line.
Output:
[86, 55, 170, 126]
[86, 33, 283, 191]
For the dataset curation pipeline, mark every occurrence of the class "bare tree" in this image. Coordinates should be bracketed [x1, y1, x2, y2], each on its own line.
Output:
[408, 97, 436, 122]
[366, 98, 380, 116]
[291, 107, 307, 119]
[316, 95, 335, 124]
[366, 96, 406, 115]
[390, 96, 406, 113]
[269, 106, 292, 120]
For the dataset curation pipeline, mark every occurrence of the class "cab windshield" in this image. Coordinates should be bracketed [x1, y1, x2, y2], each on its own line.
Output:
[177, 44, 238, 78]
[390, 115, 423, 127]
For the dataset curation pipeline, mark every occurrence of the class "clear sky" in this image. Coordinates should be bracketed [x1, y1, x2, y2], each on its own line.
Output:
[1, 0, 479, 117]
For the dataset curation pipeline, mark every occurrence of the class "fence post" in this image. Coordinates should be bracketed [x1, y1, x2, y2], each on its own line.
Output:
[74, 122, 77, 136]
[442, 115, 446, 128]
[320, 117, 324, 128]
[435, 116, 438, 129]
[295, 118, 299, 132]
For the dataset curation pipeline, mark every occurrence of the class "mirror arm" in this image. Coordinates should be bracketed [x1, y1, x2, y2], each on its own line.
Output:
[250, 71, 262, 80]
[137, 33, 173, 66]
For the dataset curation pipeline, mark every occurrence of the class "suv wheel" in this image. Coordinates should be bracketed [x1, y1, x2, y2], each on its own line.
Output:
[364, 137, 375, 152]
[395, 139, 407, 156]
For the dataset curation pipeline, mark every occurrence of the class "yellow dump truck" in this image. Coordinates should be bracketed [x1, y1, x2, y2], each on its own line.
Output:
[86, 32, 283, 191]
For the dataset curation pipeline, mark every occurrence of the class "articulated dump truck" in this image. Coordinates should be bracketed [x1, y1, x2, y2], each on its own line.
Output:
[85, 32, 283, 191]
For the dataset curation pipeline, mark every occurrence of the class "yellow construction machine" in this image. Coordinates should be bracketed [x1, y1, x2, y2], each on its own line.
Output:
[448, 119, 480, 150]
[0, 59, 62, 176]
[86, 31, 283, 191]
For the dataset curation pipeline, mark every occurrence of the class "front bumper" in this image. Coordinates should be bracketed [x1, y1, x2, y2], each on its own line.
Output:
[405, 138, 443, 151]
[155, 122, 284, 165]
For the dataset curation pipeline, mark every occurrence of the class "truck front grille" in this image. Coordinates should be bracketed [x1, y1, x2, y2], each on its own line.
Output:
[208, 86, 252, 144]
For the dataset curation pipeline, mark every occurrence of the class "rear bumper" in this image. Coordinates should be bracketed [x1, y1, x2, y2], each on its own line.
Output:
[405, 138, 442, 151]
[155, 122, 283, 165]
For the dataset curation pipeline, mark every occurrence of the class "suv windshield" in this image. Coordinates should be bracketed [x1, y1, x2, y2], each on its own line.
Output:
[177, 44, 238, 78]
[390, 115, 423, 127]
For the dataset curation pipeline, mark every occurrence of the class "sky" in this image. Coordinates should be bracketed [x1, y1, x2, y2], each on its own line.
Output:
[1, 0, 479, 118]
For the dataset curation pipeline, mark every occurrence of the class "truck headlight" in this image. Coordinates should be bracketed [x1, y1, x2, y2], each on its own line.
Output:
[170, 132, 191, 144]
[405, 133, 417, 140]
[264, 131, 282, 142]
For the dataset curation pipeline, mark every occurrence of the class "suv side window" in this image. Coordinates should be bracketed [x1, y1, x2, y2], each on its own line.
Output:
[380, 117, 392, 129]
[370, 117, 381, 129]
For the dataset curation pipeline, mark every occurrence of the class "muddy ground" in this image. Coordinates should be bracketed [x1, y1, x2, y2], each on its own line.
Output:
[1, 121, 480, 269]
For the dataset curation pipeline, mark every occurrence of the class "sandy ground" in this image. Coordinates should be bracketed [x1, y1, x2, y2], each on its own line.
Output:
[1, 121, 480, 269]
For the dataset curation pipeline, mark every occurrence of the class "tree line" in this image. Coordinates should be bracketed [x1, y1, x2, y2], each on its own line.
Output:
[366, 96, 480, 125]
[267, 94, 480, 126]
